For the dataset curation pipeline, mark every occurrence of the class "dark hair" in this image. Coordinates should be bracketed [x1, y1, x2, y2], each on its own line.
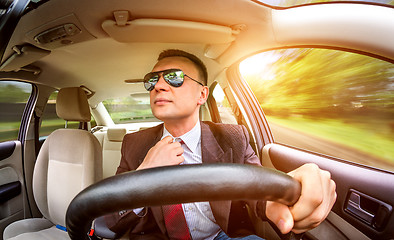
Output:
[158, 49, 208, 85]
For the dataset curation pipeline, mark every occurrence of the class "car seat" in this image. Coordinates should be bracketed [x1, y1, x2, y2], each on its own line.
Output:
[3, 87, 103, 240]
[101, 127, 127, 178]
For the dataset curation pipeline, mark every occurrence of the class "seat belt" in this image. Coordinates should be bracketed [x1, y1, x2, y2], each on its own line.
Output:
[33, 111, 40, 158]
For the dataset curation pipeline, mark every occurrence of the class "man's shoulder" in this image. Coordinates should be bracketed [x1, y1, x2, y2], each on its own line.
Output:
[201, 121, 247, 146]
[202, 121, 241, 128]
[201, 121, 251, 157]
[202, 121, 245, 135]
[123, 123, 163, 142]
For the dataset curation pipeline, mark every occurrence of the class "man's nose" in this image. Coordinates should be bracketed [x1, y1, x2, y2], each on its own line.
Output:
[154, 74, 169, 91]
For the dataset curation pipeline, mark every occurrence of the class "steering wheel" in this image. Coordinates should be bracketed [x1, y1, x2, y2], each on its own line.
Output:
[66, 164, 301, 240]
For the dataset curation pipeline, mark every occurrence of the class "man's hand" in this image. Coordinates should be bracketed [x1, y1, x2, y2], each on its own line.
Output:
[137, 136, 184, 170]
[266, 163, 337, 234]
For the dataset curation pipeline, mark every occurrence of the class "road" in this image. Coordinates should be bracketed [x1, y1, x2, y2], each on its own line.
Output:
[268, 122, 394, 172]
[217, 105, 394, 171]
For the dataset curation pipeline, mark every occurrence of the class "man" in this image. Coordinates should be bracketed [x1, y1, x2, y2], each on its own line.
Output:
[105, 49, 337, 239]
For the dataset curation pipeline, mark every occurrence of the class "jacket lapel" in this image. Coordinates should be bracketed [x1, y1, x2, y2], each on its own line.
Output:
[137, 124, 163, 166]
[152, 206, 166, 234]
[201, 122, 232, 232]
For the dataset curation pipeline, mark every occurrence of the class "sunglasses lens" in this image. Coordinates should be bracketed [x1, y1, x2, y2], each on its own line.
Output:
[144, 74, 158, 91]
[143, 69, 185, 91]
[164, 70, 184, 87]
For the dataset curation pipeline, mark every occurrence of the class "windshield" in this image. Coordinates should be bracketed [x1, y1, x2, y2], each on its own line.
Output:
[258, 0, 394, 7]
[102, 94, 158, 124]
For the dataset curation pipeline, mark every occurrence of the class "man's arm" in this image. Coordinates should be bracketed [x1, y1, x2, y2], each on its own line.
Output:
[239, 124, 337, 234]
[104, 141, 143, 234]
[104, 135, 155, 234]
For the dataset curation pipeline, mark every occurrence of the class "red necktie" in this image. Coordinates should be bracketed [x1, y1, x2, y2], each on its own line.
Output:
[162, 138, 190, 239]
[162, 204, 191, 240]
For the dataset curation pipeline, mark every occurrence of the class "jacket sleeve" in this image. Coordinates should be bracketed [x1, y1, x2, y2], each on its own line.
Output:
[104, 134, 150, 235]
[239, 125, 268, 221]
[239, 124, 261, 167]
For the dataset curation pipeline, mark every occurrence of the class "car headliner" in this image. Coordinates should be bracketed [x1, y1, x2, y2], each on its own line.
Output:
[1, 0, 394, 107]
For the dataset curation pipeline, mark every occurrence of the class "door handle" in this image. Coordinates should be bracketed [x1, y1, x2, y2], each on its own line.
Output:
[0, 181, 21, 203]
[345, 189, 392, 230]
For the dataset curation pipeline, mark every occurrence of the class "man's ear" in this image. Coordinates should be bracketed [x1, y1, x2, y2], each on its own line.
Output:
[197, 86, 209, 105]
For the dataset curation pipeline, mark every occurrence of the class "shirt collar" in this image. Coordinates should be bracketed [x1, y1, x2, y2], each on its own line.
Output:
[162, 121, 201, 153]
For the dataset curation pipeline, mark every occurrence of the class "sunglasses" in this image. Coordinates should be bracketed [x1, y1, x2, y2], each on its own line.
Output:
[143, 68, 204, 91]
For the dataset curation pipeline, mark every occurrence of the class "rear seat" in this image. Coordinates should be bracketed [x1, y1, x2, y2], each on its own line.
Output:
[94, 128, 127, 178]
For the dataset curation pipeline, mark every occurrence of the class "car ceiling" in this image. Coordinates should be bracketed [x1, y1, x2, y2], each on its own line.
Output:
[1, 0, 394, 106]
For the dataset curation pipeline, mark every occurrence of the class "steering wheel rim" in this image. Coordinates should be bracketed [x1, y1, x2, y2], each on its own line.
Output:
[66, 163, 301, 240]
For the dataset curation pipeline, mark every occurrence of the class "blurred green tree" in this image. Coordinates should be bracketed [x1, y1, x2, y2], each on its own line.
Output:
[244, 49, 394, 119]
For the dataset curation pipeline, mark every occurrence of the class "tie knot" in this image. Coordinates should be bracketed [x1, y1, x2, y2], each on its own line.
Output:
[174, 138, 184, 144]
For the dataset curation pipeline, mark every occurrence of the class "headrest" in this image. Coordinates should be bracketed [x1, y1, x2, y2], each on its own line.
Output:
[107, 128, 127, 142]
[56, 87, 91, 122]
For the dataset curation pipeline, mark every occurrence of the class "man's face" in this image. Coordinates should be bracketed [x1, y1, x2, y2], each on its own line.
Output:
[149, 56, 206, 123]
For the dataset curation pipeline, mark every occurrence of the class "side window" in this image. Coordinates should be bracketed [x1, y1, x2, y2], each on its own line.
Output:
[212, 83, 259, 156]
[240, 48, 394, 172]
[212, 84, 238, 124]
[40, 91, 63, 137]
[40, 90, 95, 137]
[0, 81, 32, 142]
[102, 94, 157, 124]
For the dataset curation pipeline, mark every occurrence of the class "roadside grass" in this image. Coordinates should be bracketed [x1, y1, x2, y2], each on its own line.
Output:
[0, 121, 20, 141]
[267, 116, 394, 164]
[0, 121, 20, 131]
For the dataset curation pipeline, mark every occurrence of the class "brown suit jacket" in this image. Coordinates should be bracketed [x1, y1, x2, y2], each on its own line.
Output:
[105, 121, 266, 239]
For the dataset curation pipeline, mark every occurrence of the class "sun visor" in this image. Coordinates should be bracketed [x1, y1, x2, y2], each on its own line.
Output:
[102, 18, 237, 44]
[0, 45, 50, 72]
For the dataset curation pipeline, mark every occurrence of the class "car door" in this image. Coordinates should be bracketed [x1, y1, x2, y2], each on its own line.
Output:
[0, 81, 36, 238]
[224, 47, 394, 240]
[0, 2, 35, 238]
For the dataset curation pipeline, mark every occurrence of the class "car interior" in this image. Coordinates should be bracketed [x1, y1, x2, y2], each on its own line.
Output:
[0, 0, 393, 239]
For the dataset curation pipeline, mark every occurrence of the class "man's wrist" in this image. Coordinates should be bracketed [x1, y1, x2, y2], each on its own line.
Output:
[117, 207, 147, 218]
[257, 200, 268, 221]
[132, 207, 148, 217]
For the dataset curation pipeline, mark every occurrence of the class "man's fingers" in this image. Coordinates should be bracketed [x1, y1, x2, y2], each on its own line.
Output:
[172, 141, 184, 156]
[138, 136, 185, 169]
[288, 163, 337, 233]
[265, 163, 337, 234]
[266, 201, 294, 234]
[292, 188, 336, 233]
[289, 163, 324, 221]
[160, 135, 175, 144]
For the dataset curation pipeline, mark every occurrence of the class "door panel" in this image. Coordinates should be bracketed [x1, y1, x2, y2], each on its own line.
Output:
[0, 141, 26, 238]
[262, 143, 394, 240]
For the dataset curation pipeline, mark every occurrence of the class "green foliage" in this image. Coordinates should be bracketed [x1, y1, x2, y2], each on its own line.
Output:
[48, 91, 58, 100]
[0, 82, 31, 103]
[244, 49, 394, 119]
